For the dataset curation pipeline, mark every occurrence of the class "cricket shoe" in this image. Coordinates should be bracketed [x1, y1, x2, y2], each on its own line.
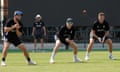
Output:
[73, 57, 82, 62]
[85, 55, 90, 61]
[1, 61, 6, 66]
[27, 60, 36, 65]
[50, 59, 55, 64]
[109, 55, 116, 60]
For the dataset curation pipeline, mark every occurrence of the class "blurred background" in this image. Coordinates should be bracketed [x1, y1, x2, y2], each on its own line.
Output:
[0, 0, 120, 49]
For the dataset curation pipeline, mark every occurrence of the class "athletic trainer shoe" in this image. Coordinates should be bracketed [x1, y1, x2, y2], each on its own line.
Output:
[1, 61, 6, 66]
[85, 55, 90, 61]
[73, 57, 81, 62]
[50, 59, 55, 64]
[27, 61, 36, 65]
[109, 56, 116, 60]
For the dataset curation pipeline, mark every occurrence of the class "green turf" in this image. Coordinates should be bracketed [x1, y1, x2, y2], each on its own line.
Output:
[0, 51, 120, 72]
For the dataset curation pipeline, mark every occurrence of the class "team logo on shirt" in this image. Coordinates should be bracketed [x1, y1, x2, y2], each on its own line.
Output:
[35, 22, 42, 27]
[103, 25, 105, 28]
[97, 26, 100, 28]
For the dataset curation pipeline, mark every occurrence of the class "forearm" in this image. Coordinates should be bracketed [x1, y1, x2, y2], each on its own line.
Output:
[43, 27, 46, 34]
[92, 30, 99, 38]
[93, 33, 99, 38]
[4, 26, 16, 32]
[104, 31, 109, 37]
[16, 29, 22, 37]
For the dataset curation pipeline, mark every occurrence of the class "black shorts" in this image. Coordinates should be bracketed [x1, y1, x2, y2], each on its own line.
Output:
[5, 37, 22, 47]
[92, 36, 111, 41]
[34, 34, 44, 39]
[90, 32, 111, 41]
[59, 38, 69, 45]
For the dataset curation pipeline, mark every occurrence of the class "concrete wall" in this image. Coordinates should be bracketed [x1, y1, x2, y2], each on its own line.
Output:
[8, 0, 120, 27]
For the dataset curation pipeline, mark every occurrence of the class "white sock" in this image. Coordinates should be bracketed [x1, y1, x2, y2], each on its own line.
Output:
[74, 54, 77, 59]
[109, 52, 112, 56]
[50, 50, 56, 60]
[86, 52, 89, 56]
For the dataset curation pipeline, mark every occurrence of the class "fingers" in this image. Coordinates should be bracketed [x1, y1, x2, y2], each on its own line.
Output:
[98, 37, 102, 43]
[102, 37, 105, 43]
[98, 37, 106, 43]
[15, 24, 21, 29]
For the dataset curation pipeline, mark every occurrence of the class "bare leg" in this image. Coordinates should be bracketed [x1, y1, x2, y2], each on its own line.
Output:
[34, 39, 37, 51]
[105, 39, 112, 53]
[105, 39, 115, 60]
[86, 39, 95, 53]
[69, 41, 78, 55]
[1, 42, 10, 62]
[18, 44, 30, 61]
[50, 40, 61, 63]
[68, 41, 81, 62]
[18, 44, 36, 64]
[40, 38, 44, 49]
[85, 39, 94, 60]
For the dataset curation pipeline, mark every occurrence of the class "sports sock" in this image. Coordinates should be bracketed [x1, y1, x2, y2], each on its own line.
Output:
[109, 52, 112, 56]
[74, 54, 77, 59]
[2, 57, 5, 62]
[86, 51, 89, 56]
[51, 51, 56, 60]
[27, 57, 31, 62]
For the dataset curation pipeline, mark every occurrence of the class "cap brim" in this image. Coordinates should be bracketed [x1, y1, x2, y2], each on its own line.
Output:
[67, 22, 73, 24]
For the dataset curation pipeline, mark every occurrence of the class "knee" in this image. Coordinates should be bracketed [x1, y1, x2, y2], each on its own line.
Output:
[106, 39, 112, 45]
[67, 40, 73, 44]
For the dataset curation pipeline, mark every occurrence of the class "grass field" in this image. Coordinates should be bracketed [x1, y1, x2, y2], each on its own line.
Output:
[0, 50, 120, 72]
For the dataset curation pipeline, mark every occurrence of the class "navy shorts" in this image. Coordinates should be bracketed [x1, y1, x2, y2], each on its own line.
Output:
[5, 37, 22, 47]
[59, 38, 69, 45]
[90, 32, 111, 41]
[34, 34, 44, 39]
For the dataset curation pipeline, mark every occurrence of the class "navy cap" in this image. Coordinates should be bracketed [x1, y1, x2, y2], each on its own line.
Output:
[66, 18, 74, 24]
[14, 10, 23, 16]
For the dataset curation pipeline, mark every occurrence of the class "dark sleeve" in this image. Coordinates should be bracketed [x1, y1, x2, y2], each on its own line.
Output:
[91, 20, 97, 31]
[105, 22, 110, 31]
[19, 22, 24, 33]
[57, 26, 64, 38]
[92, 22, 97, 31]
[42, 21, 45, 27]
[5, 19, 13, 27]
[70, 27, 75, 40]
[33, 22, 36, 27]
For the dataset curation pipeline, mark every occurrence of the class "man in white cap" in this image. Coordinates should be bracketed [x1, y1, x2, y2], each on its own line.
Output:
[32, 14, 46, 52]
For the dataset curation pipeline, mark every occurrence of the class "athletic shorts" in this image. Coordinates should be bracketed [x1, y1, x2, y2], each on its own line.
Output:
[59, 38, 69, 45]
[34, 34, 44, 39]
[90, 33, 111, 41]
[91, 36, 111, 41]
[5, 37, 22, 47]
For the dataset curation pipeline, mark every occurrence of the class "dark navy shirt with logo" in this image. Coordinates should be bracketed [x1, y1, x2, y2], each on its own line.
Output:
[92, 20, 110, 37]
[33, 20, 45, 35]
[4, 19, 23, 39]
[4, 18, 23, 46]
[57, 25, 75, 40]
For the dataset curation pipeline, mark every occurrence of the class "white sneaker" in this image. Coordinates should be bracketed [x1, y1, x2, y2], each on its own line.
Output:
[109, 56, 116, 60]
[27, 61, 36, 65]
[1, 61, 6, 66]
[50, 59, 55, 64]
[73, 57, 81, 62]
[85, 55, 90, 61]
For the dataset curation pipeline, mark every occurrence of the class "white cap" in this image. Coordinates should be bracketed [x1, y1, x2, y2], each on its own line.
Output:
[35, 14, 41, 18]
